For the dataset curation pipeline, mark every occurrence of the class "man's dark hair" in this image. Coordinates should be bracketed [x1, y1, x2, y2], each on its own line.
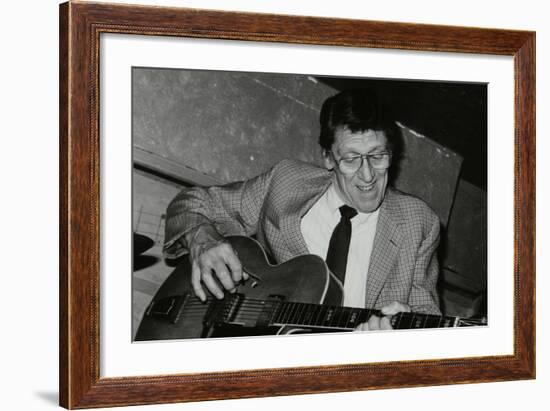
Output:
[319, 88, 399, 153]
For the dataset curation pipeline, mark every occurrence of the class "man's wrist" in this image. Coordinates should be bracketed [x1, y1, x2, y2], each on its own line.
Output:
[185, 224, 224, 256]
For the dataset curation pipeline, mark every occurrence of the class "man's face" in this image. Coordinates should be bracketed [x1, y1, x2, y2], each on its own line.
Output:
[324, 127, 390, 213]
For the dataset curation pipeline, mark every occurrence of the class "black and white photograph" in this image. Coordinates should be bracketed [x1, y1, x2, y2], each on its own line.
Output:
[132, 68, 488, 341]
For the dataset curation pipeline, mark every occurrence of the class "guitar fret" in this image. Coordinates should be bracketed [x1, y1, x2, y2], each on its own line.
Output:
[411, 313, 419, 328]
[288, 303, 296, 324]
[347, 307, 356, 327]
[330, 307, 342, 327]
[293, 302, 301, 324]
[326, 306, 336, 327]
[424, 314, 433, 328]
[312, 305, 321, 326]
[412, 313, 424, 328]
[333, 307, 340, 327]
[273, 303, 282, 324]
[326, 307, 335, 327]
[346, 308, 356, 328]
[318, 305, 326, 326]
[270, 300, 282, 324]
[406, 312, 415, 329]
[295, 303, 305, 325]
[337, 307, 349, 328]
[295, 303, 304, 324]
[303, 304, 313, 325]
[288, 303, 297, 324]
[296, 303, 305, 325]
[425, 314, 440, 328]
[302, 303, 311, 325]
[339, 307, 351, 328]
[300, 304, 307, 324]
[296, 303, 304, 324]
[320, 306, 329, 326]
[295, 303, 303, 324]
[285, 302, 294, 324]
[395, 312, 404, 329]
[327, 306, 335, 327]
[318, 305, 327, 326]
[304, 304, 315, 326]
[390, 313, 403, 330]
[311, 305, 321, 326]
[278, 303, 290, 324]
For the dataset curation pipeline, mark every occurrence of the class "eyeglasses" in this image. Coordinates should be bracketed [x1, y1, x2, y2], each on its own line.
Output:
[332, 151, 392, 174]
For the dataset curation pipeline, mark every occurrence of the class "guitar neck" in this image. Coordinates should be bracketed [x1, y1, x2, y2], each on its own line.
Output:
[267, 301, 463, 330]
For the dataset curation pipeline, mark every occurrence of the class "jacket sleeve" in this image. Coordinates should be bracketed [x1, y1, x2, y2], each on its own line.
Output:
[408, 213, 441, 315]
[163, 164, 277, 259]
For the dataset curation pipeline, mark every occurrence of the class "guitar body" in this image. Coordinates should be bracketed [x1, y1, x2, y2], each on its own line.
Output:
[135, 236, 342, 341]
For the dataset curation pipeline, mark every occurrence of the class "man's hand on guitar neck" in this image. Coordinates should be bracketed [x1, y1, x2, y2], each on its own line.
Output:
[185, 225, 248, 302]
[355, 301, 411, 331]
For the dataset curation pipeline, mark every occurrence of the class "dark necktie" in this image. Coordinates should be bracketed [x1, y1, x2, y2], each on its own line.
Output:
[325, 205, 358, 284]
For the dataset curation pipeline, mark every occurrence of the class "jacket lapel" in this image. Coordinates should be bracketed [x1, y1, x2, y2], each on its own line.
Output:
[280, 173, 332, 257]
[365, 189, 405, 308]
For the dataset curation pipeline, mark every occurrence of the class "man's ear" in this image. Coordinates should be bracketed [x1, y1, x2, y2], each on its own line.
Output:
[322, 149, 335, 171]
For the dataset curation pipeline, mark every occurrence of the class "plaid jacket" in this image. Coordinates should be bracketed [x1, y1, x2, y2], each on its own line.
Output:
[164, 159, 441, 314]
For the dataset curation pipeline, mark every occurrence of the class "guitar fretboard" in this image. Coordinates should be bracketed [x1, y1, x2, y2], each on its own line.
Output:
[270, 301, 459, 330]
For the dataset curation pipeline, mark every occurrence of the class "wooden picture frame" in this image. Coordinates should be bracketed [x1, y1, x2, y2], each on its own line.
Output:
[59, 1, 535, 408]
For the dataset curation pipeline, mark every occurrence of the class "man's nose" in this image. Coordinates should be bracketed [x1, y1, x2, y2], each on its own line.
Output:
[357, 158, 375, 182]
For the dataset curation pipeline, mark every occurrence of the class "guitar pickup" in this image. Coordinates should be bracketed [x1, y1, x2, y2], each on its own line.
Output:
[145, 294, 188, 324]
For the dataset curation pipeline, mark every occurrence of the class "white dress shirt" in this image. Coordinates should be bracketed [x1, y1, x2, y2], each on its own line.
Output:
[300, 184, 379, 308]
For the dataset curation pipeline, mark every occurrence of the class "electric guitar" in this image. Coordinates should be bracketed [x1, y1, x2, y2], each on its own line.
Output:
[135, 236, 486, 341]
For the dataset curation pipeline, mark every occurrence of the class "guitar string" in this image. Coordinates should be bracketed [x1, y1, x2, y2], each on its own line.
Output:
[169, 299, 464, 328]
[182, 298, 405, 321]
[152, 293, 484, 328]
[173, 310, 367, 327]
[177, 298, 446, 322]
[178, 301, 437, 324]
[168, 312, 453, 329]
[162, 308, 466, 328]
[178, 301, 371, 322]
[162, 299, 363, 326]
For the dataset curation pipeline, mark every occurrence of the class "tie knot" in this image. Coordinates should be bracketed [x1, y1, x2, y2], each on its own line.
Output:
[339, 205, 358, 220]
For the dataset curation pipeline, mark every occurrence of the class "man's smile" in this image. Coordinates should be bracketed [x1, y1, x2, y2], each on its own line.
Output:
[356, 182, 377, 192]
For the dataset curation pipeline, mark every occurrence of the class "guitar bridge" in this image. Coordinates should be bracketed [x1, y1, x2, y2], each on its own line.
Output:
[221, 293, 245, 324]
[204, 293, 245, 328]
[206, 294, 283, 329]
